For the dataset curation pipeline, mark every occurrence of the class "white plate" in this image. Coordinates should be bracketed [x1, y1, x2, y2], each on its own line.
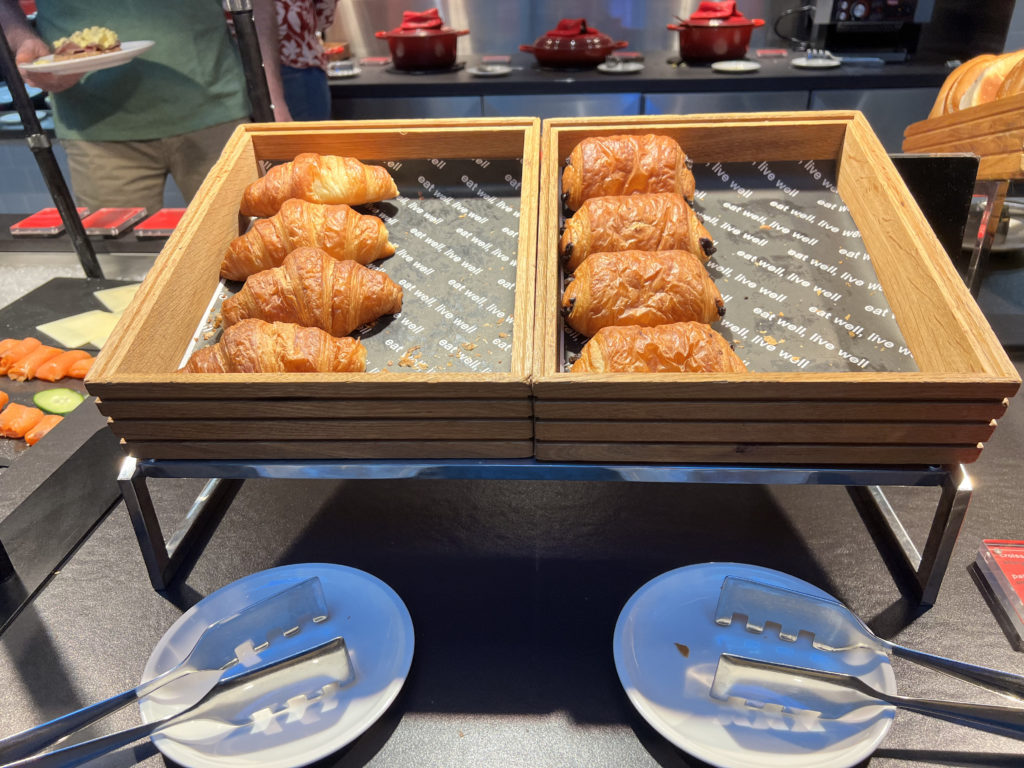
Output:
[467, 64, 512, 77]
[141, 563, 414, 768]
[711, 60, 761, 73]
[21, 40, 155, 75]
[791, 56, 841, 69]
[613, 563, 896, 768]
[597, 61, 645, 74]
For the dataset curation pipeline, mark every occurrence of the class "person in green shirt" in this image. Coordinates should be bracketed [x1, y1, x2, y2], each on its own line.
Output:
[0, 0, 293, 214]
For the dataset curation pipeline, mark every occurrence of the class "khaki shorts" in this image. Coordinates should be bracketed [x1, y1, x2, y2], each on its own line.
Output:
[61, 119, 247, 214]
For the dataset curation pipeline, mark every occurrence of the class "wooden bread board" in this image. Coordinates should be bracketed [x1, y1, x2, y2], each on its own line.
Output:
[902, 92, 1024, 180]
[86, 118, 540, 460]
[533, 113, 1019, 466]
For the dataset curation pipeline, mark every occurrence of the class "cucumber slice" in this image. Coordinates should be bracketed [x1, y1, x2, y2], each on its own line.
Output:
[33, 388, 85, 415]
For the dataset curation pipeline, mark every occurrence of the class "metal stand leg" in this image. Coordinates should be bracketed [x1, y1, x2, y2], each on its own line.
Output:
[847, 465, 972, 605]
[118, 457, 243, 590]
[965, 180, 1008, 297]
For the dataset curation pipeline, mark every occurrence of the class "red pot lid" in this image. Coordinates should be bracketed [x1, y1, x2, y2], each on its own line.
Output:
[527, 17, 618, 50]
[669, 1, 764, 28]
[377, 8, 467, 37]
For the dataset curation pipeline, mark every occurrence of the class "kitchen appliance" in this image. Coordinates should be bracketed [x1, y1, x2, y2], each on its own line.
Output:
[807, 0, 934, 61]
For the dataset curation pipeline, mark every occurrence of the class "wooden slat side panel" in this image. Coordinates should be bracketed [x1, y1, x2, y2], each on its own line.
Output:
[536, 121, 562, 379]
[89, 126, 257, 380]
[510, 119, 541, 379]
[532, 399, 1008, 422]
[839, 116, 1015, 378]
[902, 125, 1024, 156]
[903, 92, 1024, 140]
[978, 152, 1024, 181]
[534, 420, 995, 444]
[534, 441, 983, 465]
[96, 398, 534, 420]
[109, 418, 533, 441]
[123, 439, 535, 460]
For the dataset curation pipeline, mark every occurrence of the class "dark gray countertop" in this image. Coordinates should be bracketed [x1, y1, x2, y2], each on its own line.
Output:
[329, 51, 950, 98]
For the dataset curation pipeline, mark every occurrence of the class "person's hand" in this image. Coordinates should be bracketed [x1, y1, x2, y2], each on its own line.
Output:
[16, 36, 83, 92]
[273, 101, 293, 122]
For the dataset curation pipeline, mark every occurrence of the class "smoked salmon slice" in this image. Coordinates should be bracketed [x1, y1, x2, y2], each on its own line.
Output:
[0, 337, 41, 375]
[7, 345, 62, 382]
[35, 350, 92, 382]
[24, 414, 63, 445]
[0, 390, 8, 410]
[67, 357, 95, 379]
[0, 403, 44, 438]
[0, 339, 18, 356]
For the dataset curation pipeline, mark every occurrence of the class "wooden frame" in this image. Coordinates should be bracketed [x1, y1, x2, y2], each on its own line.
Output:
[533, 113, 1020, 465]
[87, 118, 541, 460]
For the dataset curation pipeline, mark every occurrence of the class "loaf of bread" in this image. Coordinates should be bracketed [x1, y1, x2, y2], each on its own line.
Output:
[929, 49, 1024, 117]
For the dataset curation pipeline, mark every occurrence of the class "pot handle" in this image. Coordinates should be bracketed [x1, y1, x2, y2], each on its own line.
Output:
[612, 40, 629, 50]
[666, 23, 686, 31]
[752, 18, 766, 27]
[374, 30, 387, 38]
[519, 44, 535, 53]
[454, 29, 470, 36]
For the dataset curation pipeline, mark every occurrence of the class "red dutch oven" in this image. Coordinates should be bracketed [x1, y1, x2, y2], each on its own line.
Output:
[375, 9, 469, 70]
[667, 1, 764, 63]
[520, 18, 628, 68]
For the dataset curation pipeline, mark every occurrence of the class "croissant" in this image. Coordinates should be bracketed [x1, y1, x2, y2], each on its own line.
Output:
[560, 193, 714, 273]
[180, 318, 366, 373]
[561, 134, 696, 211]
[571, 321, 746, 374]
[240, 153, 399, 218]
[221, 198, 395, 281]
[562, 250, 724, 337]
[221, 247, 403, 336]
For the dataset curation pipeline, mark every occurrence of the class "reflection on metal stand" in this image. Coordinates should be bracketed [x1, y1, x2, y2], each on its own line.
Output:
[0, 20, 102, 278]
[118, 456, 971, 606]
[965, 180, 1009, 298]
[225, 0, 274, 123]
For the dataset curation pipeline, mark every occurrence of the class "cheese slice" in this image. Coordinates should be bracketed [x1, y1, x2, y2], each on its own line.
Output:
[93, 283, 141, 314]
[37, 310, 121, 349]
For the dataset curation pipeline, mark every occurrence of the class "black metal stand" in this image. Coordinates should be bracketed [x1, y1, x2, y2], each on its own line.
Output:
[0, 19, 102, 278]
[226, 0, 274, 123]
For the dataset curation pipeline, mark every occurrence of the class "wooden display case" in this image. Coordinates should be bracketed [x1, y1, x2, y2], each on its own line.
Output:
[533, 113, 1020, 465]
[87, 118, 540, 460]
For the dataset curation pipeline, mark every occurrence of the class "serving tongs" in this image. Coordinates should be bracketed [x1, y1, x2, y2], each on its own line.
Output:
[710, 653, 1024, 740]
[0, 577, 330, 764]
[714, 576, 1024, 699]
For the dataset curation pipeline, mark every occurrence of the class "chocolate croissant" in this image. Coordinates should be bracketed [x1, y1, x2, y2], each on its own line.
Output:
[562, 250, 724, 337]
[571, 321, 746, 374]
[221, 247, 403, 337]
[561, 134, 696, 211]
[221, 198, 395, 281]
[180, 318, 366, 373]
[240, 153, 399, 218]
[560, 193, 714, 273]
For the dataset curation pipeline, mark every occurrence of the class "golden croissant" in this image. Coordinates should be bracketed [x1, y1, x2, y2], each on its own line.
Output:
[221, 247, 403, 337]
[571, 321, 746, 374]
[240, 153, 399, 217]
[180, 318, 366, 373]
[560, 193, 714, 273]
[562, 250, 724, 337]
[221, 198, 396, 281]
[561, 134, 696, 211]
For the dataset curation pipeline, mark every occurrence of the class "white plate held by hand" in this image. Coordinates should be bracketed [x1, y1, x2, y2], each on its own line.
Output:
[613, 562, 895, 768]
[21, 40, 155, 75]
[141, 563, 414, 768]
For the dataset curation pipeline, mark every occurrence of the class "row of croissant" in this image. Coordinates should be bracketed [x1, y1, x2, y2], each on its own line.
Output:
[557, 134, 747, 375]
[179, 154, 405, 373]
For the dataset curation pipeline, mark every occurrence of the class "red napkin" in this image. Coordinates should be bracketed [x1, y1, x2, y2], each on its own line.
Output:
[690, 1, 745, 20]
[547, 18, 593, 37]
[400, 9, 443, 29]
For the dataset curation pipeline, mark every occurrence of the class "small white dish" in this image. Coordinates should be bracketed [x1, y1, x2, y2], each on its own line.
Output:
[140, 563, 414, 768]
[791, 55, 841, 69]
[467, 64, 512, 77]
[711, 60, 761, 73]
[21, 40, 155, 75]
[597, 61, 645, 74]
[327, 65, 361, 78]
[613, 562, 896, 768]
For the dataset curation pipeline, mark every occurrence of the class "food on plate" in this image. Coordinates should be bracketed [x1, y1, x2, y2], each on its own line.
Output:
[570, 321, 747, 374]
[36, 309, 120, 349]
[67, 357, 95, 379]
[929, 50, 1024, 116]
[561, 134, 696, 211]
[562, 250, 724, 337]
[7, 345, 61, 382]
[35, 349, 93, 382]
[180, 318, 366, 373]
[24, 414, 64, 446]
[221, 199, 395, 281]
[33, 387, 85, 415]
[0, 337, 41, 375]
[560, 193, 714, 272]
[221, 247, 403, 337]
[52, 26, 121, 60]
[240, 153, 399, 218]
[0, 403, 45, 438]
